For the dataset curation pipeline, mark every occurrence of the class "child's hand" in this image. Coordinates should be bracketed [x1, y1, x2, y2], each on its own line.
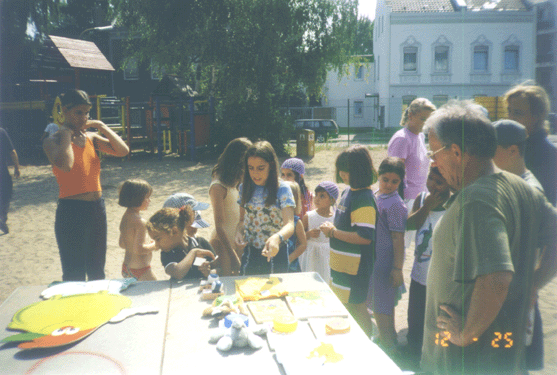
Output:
[262, 234, 280, 261]
[307, 228, 321, 238]
[424, 190, 449, 209]
[195, 249, 216, 261]
[389, 269, 404, 288]
[234, 226, 247, 249]
[86, 119, 106, 130]
[199, 261, 211, 277]
[319, 222, 334, 238]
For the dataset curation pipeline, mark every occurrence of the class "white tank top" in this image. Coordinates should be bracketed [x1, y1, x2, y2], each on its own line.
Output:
[307, 209, 335, 243]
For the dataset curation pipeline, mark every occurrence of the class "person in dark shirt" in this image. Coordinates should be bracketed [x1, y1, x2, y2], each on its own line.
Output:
[0, 127, 20, 234]
[147, 205, 215, 280]
[504, 83, 557, 206]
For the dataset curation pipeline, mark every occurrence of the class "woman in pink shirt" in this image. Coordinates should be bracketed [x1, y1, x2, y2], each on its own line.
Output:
[387, 98, 436, 247]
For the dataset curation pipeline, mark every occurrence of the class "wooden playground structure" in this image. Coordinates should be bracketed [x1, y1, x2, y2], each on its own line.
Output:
[0, 94, 213, 162]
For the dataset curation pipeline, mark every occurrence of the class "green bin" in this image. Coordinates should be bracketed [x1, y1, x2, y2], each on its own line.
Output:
[296, 129, 315, 158]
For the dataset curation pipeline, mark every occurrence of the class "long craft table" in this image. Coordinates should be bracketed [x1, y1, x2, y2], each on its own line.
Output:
[0, 273, 402, 375]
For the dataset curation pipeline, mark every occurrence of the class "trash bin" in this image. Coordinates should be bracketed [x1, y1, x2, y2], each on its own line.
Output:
[296, 129, 315, 158]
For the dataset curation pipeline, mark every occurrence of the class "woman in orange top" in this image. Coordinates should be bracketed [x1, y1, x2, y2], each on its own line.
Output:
[43, 89, 129, 281]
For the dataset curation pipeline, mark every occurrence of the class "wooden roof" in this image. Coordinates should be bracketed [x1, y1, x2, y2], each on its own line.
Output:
[48, 35, 114, 71]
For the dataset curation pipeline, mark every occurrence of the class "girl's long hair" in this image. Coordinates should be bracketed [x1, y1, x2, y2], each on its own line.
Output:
[284, 181, 302, 215]
[290, 171, 309, 202]
[212, 137, 252, 187]
[240, 141, 279, 207]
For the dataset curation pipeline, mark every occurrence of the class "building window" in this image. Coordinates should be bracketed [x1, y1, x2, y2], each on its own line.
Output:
[504, 46, 519, 71]
[355, 65, 364, 80]
[404, 47, 418, 72]
[434, 46, 449, 73]
[354, 101, 364, 117]
[473, 45, 489, 72]
[151, 59, 165, 80]
[123, 57, 139, 80]
[432, 95, 448, 109]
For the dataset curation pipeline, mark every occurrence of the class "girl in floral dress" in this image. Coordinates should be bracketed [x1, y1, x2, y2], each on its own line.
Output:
[235, 141, 295, 275]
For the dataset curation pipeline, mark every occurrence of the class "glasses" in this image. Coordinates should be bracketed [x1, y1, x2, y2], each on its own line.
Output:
[427, 146, 448, 161]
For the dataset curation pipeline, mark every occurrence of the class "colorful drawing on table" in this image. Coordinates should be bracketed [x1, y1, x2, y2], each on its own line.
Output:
[235, 277, 288, 301]
[40, 278, 137, 299]
[247, 298, 294, 324]
[285, 290, 348, 319]
[2, 291, 158, 350]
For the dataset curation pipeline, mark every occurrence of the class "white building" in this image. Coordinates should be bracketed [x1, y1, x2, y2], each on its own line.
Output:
[531, 0, 557, 115]
[371, 0, 536, 127]
[321, 56, 378, 129]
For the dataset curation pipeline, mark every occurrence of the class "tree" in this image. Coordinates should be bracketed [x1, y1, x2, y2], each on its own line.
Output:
[0, 0, 111, 101]
[111, 0, 359, 150]
[352, 16, 373, 55]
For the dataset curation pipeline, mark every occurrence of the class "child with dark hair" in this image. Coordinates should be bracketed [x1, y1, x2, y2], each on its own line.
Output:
[147, 206, 215, 280]
[281, 158, 313, 217]
[118, 179, 157, 281]
[366, 156, 407, 352]
[320, 145, 377, 337]
[209, 137, 252, 276]
[404, 166, 450, 364]
[300, 181, 339, 284]
[283, 181, 307, 272]
[235, 141, 295, 275]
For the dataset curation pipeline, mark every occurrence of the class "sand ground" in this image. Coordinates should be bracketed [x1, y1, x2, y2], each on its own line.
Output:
[1, 146, 555, 374]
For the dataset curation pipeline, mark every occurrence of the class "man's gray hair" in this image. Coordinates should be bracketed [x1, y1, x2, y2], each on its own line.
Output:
[424, 100, 497, 158]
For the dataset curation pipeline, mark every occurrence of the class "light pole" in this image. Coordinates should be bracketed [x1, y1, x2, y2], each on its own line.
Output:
[78, 25, 114, 39]
[78, 24, 116, 96]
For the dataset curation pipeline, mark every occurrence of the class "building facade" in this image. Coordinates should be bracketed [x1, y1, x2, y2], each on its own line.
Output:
[322, 56, 379, 129]
[533, 0, 557, 114]
[373, 0, 535, 127]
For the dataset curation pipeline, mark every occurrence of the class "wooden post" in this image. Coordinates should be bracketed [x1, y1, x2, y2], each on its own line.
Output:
[126, 96, 131, 160]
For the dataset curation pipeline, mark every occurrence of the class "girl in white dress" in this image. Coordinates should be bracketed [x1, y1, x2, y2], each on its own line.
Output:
[300, 181, 339, 284]
[209, 137, 252, 276]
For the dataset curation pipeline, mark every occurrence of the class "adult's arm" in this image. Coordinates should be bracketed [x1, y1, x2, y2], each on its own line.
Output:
[42, 127, 74, 171]
[437, 271, 513, 347]
[10, 149, 20, 178]
[533, 201, 557, 290]
[87, 120, 129, 157]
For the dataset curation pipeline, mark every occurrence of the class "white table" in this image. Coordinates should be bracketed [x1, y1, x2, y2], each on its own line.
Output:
[0, 273, 402, 375]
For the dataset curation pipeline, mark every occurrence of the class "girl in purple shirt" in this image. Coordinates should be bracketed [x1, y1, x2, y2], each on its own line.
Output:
[366, 157, 407, 353]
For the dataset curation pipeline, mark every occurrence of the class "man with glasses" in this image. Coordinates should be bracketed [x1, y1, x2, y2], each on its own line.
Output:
[419, 101, 557, 374]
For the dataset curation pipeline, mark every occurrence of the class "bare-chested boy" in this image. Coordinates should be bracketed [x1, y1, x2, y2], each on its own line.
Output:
[118, 179, 158, 281]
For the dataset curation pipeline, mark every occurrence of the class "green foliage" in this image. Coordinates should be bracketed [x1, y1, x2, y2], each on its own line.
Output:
[111, 0, 358, 151]
[351, 16, 373, 55]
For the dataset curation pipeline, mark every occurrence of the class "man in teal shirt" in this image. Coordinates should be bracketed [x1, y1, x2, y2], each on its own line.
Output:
[420, 102, 557, 374]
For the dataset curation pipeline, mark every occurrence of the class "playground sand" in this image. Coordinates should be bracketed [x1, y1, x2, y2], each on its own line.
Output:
[1, 147, 555, 374]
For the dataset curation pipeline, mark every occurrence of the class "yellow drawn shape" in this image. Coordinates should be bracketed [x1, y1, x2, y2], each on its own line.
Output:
[8, 291, 132, 335]
[307, 342, 344, 363]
